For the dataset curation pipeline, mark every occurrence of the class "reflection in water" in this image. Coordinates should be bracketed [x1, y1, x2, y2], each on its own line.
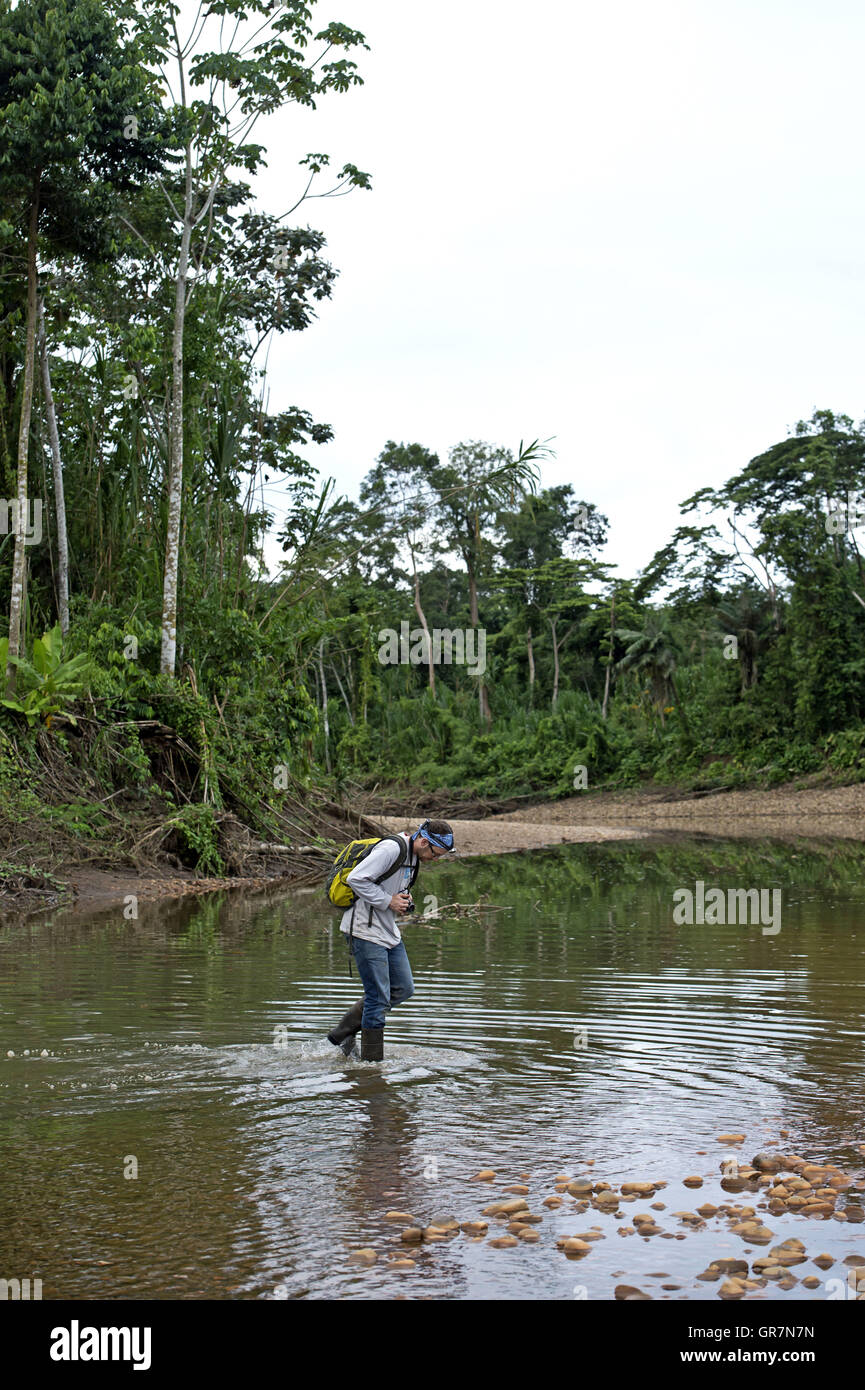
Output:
[0, 837, 864, 1299]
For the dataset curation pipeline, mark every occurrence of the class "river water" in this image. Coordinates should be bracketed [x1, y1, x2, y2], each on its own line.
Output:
[1, 838, 864, 1300]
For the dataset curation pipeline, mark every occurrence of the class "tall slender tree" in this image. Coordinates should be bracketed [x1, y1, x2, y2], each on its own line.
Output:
[0, 0, 162, 688]
[133, 0, 370, 675]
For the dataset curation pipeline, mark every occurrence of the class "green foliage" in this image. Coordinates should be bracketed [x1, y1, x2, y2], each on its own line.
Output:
[0, 625, 93, 726]
[165, 804, 224, 877]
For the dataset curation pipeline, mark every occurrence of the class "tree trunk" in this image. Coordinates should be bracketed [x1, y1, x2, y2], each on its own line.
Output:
[550, 618, 560, 709]
[601, 661, 611, 721]
[412, 550, 435, 697]
[160, 204, 192, 675]
[318, 639, 331, 774]
[467, 558, 491, 725]
[669, 674, 690, 735]
[7, 185, 40, 694]
[601, 591, 615, 721]
[38, 296, 69, 636]
[526, 625, 535, 690]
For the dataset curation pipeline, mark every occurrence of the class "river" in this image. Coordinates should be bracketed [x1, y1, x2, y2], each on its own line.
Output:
[1, 838, 863, 1300]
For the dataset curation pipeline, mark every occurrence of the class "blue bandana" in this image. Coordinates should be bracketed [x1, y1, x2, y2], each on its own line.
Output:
[416, 821, 454, 851]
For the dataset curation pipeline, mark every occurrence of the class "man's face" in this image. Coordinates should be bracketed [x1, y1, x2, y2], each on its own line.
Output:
[415, 835, 449, 863]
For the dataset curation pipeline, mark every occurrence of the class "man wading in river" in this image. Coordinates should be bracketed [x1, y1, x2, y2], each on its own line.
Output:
[326, 820, 455, 1061]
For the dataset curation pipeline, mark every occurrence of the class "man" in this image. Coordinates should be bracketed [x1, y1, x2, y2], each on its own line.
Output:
[326, 819, 455, 1062]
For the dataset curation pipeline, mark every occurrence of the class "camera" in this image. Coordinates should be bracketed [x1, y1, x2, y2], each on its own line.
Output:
[403, 895, 415, 915]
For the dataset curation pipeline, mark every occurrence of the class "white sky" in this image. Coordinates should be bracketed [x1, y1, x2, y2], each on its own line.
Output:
[247, 0, 865, 580]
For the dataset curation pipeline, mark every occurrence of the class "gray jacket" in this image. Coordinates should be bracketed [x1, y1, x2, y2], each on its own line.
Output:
[340, 833, 418, 948]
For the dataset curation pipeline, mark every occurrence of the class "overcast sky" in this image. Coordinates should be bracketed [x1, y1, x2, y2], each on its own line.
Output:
[246, 0, 865, 579]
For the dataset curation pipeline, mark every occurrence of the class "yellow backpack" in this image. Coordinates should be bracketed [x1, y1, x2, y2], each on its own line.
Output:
[325, 835, 409, 909]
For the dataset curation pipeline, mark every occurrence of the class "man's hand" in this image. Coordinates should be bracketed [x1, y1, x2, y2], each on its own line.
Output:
[390, 891, 412, 915]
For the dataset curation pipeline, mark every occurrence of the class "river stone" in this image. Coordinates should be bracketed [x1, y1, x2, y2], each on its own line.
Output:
[594, 1190, 619, 1206]
[471, 1170, 496, 1181]
[614, 1284, 650, 1300]
[385, 1211, 416, 1223]
[542, 1197, 563, 1208]
[710, 1258, 749, 1275]
[502, 1185, 530, 1195]
[482, 1199, 529, 1216]
[348, 1249, 377, 1264]
[812, 1254, 834, 1269]
[731, 1221, 773, 1240]
[697, 1203, 718, 1217]
[683, 1177, 703, 1188]
[561, 1238, 592, 1255]
[460, 1221, 488, 1235]
[621, 1181, 656, 1195]
[697, 1268, 721, 1281]
[718, 1278, 746, 1300]
[827, 1174, 852, 1189]
[517, 1228, 539, 1242]
[802, 1276, 821, 1289]
[489, 1235, 518, 1249]
[428, 1216, 459, 1231]
[720, 1177, 747, 1193]
[400, 1228, 424, 1243]
[567, 1180, 594, 1196]
[651, 1202, 666, 1210]
[717, 1133, 745, 1144]
[764, 1245, 806, 1267]
[752, 1152, 784, 1173]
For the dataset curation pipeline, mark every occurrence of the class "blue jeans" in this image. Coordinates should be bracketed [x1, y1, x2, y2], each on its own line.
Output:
[351, 937, 414, 1030]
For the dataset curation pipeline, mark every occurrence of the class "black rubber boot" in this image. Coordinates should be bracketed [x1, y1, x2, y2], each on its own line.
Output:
[327, 999, 364, 1051]
[361, 1028, 384, 1062]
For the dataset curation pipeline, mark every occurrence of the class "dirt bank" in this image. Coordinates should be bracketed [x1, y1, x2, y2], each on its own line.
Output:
[9, 779, 865, 918]
[380, 780, 865, 856]
[377, 816, 654, 856]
